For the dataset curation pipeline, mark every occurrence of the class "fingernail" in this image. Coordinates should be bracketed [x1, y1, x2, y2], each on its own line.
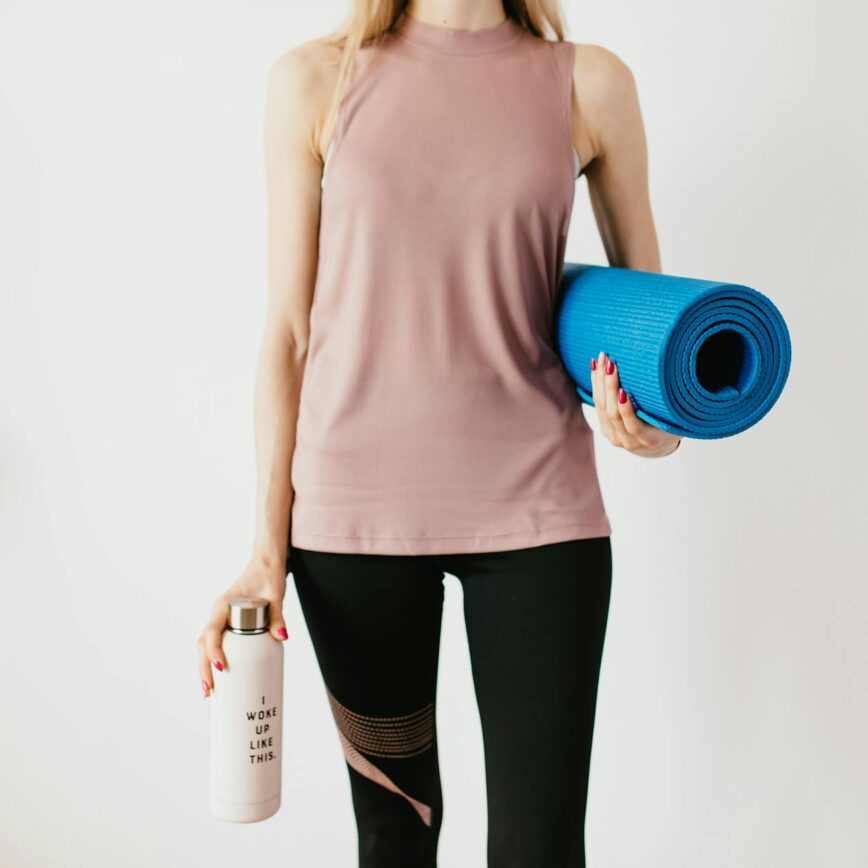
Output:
[590, 358, 597, 371]
[606, 359, 614, 375]
[618, 388, 626, 404]
[278, 627, 288, 640]
[213, 660, 223, 671]
[202, 680, 209, 695]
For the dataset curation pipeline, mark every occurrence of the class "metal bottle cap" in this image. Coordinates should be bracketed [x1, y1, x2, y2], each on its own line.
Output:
[226, 596, 270, 633]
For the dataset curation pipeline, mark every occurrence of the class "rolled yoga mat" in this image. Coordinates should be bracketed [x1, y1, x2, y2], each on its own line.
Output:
[555, 263, 792, 439]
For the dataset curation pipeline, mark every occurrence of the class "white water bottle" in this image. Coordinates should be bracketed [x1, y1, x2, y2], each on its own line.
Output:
[210, 596, 284, 823]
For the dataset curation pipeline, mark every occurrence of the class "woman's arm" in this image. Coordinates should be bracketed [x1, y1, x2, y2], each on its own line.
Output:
[569, 45, 681, 457]
[253, 43, 336, 569]
[197, 41, 338, 697]
[571, 44, 661, 273]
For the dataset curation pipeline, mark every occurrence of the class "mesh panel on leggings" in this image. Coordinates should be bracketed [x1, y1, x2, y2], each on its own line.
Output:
[326, 686, 435, 826]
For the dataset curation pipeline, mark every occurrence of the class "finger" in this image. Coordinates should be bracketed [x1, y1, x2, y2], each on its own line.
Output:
[613, 383, 671, 449]
[595, 351, 607, 412]
[589, 355, 602, 414]
[616, 386, 647, 438]
[618, 387, 662, 449]
[613, 391, 669, 452]
[198, 597, 228, 695]
[603, 357, 630, 448]
[592, 352, 613, 441]
[268, 605, 289, 642]
[604, 356, 622, 425]
[202, 600, 230, 674]
[611, 394, 643, 450]
[197, 636, 213, 697]
[204, 626, 227, 676]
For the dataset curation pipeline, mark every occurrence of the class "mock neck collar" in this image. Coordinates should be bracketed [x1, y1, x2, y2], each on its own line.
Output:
[392, 11, 525, 55]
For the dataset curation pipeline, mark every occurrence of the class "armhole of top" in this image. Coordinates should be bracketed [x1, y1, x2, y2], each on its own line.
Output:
[556, 39, 580, 181]
[322, 50, 359, 185]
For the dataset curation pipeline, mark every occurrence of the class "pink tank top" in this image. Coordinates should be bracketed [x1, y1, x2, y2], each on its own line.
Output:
[289, 11, 612, 555]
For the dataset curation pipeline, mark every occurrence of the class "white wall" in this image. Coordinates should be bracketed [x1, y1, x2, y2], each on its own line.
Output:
[1, 1, 866, 865]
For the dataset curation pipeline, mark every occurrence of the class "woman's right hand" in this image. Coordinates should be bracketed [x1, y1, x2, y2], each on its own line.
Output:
[197, 556, 290, 698]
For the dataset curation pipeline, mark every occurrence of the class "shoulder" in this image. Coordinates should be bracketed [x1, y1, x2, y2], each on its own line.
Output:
[562, 41, 640, 156]
[567, 42, 637, 102]
[547, 39, 638, 124]
[266, 38, 344, 159]
[267, 37, 342, 105]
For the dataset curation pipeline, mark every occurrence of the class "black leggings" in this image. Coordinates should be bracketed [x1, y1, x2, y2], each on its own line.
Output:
[291, 536, 613, 867]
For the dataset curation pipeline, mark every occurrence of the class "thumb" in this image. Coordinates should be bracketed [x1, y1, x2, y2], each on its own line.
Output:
[269, 605, 289, 642]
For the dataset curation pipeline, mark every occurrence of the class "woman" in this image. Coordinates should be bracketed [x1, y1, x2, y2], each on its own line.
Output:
[197, 0, 681, 863]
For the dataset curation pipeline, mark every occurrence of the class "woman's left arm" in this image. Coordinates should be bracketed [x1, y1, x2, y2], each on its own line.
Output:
[569, 43, 681, 457]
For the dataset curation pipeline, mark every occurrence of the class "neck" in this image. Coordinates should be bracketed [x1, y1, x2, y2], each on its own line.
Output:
[403, 0, 508, 31]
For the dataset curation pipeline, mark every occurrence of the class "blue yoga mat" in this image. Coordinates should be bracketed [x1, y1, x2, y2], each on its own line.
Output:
[555, 263, 792, 439]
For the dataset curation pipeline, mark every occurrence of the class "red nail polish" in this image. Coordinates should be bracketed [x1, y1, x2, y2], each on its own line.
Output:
[590, 358, 597, 371]
[278, 627, 288, 640]
[606, 359, 614, 375]
[202, 680, 209, 694]
[618, 388, 626, 404]
[213, 660, 223, 671]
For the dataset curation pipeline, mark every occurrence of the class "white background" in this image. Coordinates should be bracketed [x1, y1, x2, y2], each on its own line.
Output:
[2, 1, 866, 865]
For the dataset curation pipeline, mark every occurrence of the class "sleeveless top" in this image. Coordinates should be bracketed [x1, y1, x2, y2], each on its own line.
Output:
[289, 11, 612, 556]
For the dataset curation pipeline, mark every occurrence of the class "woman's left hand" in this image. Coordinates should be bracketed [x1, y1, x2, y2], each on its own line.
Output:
[590, 351, 682, 457]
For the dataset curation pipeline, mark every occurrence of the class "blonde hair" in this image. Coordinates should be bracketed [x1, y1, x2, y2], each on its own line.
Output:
[319, 1, 567, 143]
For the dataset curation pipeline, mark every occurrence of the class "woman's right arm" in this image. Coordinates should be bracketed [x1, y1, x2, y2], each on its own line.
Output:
[197, 41, 339, 697]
